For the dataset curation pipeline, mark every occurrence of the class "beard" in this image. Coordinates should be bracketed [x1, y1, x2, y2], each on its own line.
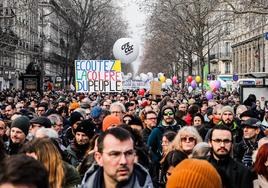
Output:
[213, 147, 230, 159]
[223, 120, 233, 127]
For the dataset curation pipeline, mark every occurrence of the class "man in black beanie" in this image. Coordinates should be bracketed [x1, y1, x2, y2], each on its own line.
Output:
[66, 119, 96, 167]
[63, 111, 84, 146]
[5, 116, 30, 155]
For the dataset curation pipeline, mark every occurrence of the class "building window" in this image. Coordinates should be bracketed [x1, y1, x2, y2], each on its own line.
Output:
[225, 42, 230, 57]
[225, 62, 230, 74]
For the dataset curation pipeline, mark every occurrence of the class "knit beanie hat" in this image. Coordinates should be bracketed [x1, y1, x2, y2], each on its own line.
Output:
[221, 106, 234, 115]
[167, 159, 222, 188]
[161, 105, 175, 115]
[11, 116, 30, 136]
[69, 111, 84, 126]
[69, 102, 80, 111]
[74, 119, 96, 139]
[90, 106, 102, 119]
[102, 115, 121, 131]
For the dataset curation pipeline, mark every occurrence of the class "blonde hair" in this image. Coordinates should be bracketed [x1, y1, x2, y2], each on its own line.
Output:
[172, 126, 203, 153]
[22, 138, 64, 188]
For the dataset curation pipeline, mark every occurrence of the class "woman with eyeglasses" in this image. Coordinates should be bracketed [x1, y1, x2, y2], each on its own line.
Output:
[171, 126, 203, 156]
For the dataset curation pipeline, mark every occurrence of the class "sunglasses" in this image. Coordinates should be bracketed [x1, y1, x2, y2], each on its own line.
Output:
[181, 136, 196, 142]
[163, 112, 174, 116]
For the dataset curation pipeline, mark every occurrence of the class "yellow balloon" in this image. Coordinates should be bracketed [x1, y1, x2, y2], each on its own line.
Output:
[195, 76, 201, 83]
[159, 75, 166, 83]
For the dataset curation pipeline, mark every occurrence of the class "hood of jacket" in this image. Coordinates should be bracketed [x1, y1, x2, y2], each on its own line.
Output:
[81, 163, 154, 188]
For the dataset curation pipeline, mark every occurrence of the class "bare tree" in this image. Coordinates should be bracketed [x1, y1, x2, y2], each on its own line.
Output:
[221, 0, 268, 14]
[51, 0, 129, 84]
[140, 0, 228, 89]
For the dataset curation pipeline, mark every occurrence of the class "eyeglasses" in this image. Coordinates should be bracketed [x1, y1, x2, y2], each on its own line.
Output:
[103, 149, 135, 161]
[181, 136, 196, 142]
[146, 117, 157, 120]
[212, 139, 232, 144]
[163, 112, 174, 116]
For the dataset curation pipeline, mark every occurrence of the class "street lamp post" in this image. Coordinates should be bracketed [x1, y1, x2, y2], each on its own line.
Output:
[262, 14, 266, 85]
[65, 30, 69, 88]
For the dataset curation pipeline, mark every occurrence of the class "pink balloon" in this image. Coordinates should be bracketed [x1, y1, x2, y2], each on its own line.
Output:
[210, 81, 215, 89]
[205, 91, 213, 100]
[172, 76, 177, 83]
[215, 80, 221, 89]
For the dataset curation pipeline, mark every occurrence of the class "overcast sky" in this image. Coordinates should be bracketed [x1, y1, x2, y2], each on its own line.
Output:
[119, 0, 147, 75]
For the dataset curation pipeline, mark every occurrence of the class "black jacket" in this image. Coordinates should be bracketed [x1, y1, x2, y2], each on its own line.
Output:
[141, 127, 152, 144]
[207, 155, 255, 188]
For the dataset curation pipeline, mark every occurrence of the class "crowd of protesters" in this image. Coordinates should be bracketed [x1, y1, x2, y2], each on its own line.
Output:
[0, 88, 268, 188]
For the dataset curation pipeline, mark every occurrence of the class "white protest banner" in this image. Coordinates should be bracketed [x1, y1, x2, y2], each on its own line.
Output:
[75, 60, 122, 92]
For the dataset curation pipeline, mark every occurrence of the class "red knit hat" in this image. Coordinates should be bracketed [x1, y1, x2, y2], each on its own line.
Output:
[167, 159, 222, 188]
[102, 115, 121, 131]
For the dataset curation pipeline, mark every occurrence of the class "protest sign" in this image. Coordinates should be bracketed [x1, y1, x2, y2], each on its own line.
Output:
[75, 60, 122, 92]
[150, 81, 162, 95]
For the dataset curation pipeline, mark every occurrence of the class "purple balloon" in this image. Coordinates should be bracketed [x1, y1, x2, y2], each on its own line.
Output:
[205, 91, 213, 100]
[191, 80, 197, 89]
[215, 80, 221, 89]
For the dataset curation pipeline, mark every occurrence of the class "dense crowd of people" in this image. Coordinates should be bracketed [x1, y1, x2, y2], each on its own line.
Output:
[0, 88, 268, 188]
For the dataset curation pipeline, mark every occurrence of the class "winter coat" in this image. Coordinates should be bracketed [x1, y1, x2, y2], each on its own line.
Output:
[63, 161, 81, 188]
[207, 155, 255, 188]
[147, 120, 181, 163]
[66, 140, 89, 167]
[81, 163, 154, 188]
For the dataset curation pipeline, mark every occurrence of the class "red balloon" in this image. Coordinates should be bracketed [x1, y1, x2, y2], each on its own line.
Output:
[138, 88, 145, 96]
[213, 88, 217, 92]
[187, 76, 193, 83]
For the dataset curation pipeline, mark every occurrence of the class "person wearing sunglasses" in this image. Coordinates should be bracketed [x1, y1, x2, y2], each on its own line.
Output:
[147, 105, 183, 182]
[172, 126, 202, 156]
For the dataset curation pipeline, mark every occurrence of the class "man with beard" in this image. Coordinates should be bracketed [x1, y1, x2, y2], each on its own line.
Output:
[81, 127, 153, 188]
[141, 110, 158, 144]
[208, 126, 255, 188]
[217, 105, 243, 143]
[147, 105, 182, 163]
[5, 116, 30, 155]
[234, 118, 265, 167]
[4, 104, 15, 120]
[66, 119, 96, 167]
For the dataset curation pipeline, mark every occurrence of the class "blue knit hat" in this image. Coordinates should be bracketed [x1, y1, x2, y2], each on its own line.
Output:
[90, 106, 102, 119]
